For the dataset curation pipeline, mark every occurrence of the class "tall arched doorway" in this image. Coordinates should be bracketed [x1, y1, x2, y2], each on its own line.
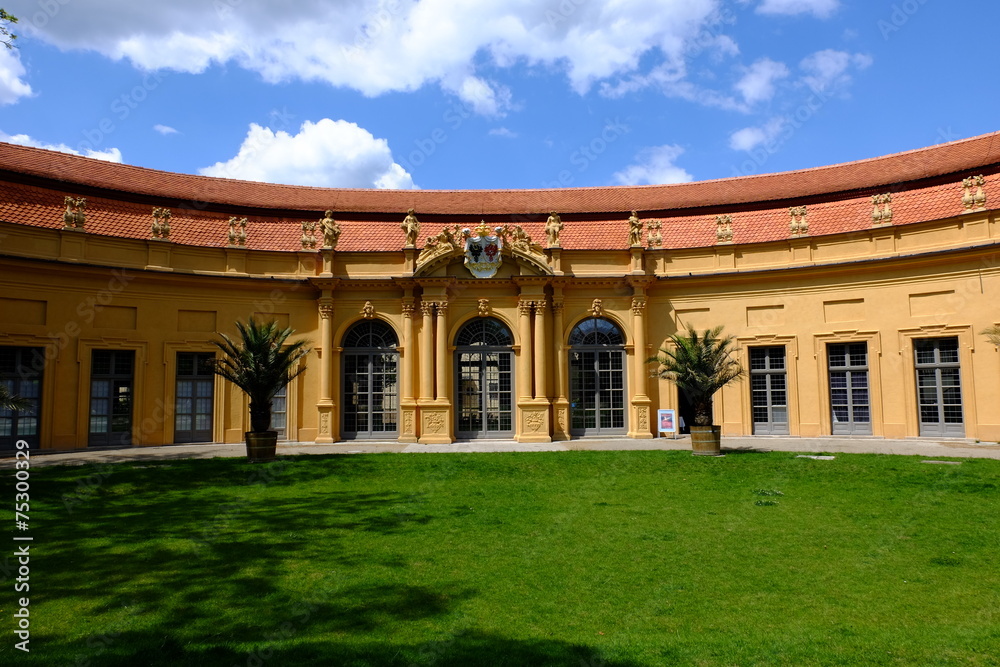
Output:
[341, 320, 399, 439]
[455, 318, 514, 439]
[569, 317, 627, 436]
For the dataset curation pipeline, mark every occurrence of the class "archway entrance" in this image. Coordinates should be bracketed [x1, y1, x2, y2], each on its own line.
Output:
[569, 317, 627, 436]
[341, 320, 399, 439]
[454, 318, 514, 439]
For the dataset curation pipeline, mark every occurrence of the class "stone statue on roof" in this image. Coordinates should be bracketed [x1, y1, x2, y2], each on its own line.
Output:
[320, 210, 341, 249]
[401, 208, 420, 247]
[544, 211, 563, 248]
[628, 210, 643, 247]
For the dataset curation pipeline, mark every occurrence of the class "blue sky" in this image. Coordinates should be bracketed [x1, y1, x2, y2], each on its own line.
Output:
[0, 0, 996, 192]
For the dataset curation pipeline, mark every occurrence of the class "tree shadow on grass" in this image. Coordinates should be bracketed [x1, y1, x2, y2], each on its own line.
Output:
[15, 629, 659, 667]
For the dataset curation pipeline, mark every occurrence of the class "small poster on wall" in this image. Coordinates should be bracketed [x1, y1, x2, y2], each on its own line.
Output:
[657, 409, 677, 434]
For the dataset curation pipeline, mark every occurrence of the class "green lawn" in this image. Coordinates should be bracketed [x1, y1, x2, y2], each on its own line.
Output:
[4, 450, 1000, 666]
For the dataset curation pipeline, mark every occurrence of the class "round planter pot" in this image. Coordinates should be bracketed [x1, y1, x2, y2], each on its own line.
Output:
[690, 425, 722, 456]
[245, 431, 278, 463]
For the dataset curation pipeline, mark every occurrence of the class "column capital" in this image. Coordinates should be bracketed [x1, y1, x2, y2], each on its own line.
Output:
[434, 300, 448, 314]
[402, 301, 416, 319]
[631, 296, 647, 315]
[419, 301, 435, 317]
[518, 299, 534, 316]
[318, 297, 335, 319]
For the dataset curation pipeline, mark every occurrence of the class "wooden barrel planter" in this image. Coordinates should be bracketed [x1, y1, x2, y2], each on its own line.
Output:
[690, 425, 722, 456]
[245, 431, 278, 462]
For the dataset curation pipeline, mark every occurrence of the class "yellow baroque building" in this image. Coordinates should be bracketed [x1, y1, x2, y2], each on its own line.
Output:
[1, 133, 999, 451]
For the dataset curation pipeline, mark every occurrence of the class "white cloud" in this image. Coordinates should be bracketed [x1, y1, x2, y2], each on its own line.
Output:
[0, 47, 33, 105]
[756, 0, 839, 19]
[153, 124, 178, 135]
[734, 58, 789, 105]
[800, 49, 872, 94]
[198, 118, 415, 189]
[489, 127, 517, 138]
[729, 116, 787, 151]
[15, 0, 727, 113]
[0, 131, 123, 162]
[613, 144, 693, 186]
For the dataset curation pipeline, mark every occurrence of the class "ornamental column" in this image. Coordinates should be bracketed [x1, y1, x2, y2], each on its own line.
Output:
[552, 294, 570, 440]
[434, 301, 449, 400]
[399, 298, 418, 442]
[315, 295, 335, 443]
[517, 298, 533, 400]
[418, 300, 434, 402]
[533, 298, 548, 400]
[628, 293, 653, 439]
[418, 299, 452, 444]
[516, 297, 551, 443]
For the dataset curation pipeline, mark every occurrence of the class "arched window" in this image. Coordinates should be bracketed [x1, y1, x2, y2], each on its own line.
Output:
[454, 318, 514, 438]
[569, 318, 627, 436]
[568, 317, 625, 346]
[341, 319, 399, 439]
[343, 319, 398, 349]
[455, 318, 513, 347]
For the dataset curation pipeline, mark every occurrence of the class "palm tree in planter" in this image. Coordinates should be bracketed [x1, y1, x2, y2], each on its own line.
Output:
[651, 325, 744, 456]
[0, 384, 30, 412]
[209, 318, 310, 462]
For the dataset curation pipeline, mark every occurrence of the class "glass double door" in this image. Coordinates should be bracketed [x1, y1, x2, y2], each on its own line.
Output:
[915, 338, 964, 437]
[569, 349, 626, 435]
[456, 350, 513, 438]
[0, 347, 42, 450]
[342, 352, 399, 438]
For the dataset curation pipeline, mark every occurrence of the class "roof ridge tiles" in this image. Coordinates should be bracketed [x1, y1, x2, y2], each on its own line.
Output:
[0, 131, 997, 217]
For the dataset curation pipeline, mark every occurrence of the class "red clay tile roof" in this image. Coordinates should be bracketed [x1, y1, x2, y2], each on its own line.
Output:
[0, 132, 997, 252]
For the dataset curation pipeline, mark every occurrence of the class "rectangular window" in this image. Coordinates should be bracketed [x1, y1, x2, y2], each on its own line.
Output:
[271, 384, 287, 440]
[827, 343, 872, 435]
[175, 352, 214, 444]
[750, 346, 788, 435]
[915, 337, 964, 437]
[89, 350, 135, 447]
[0, 346, 44, 450]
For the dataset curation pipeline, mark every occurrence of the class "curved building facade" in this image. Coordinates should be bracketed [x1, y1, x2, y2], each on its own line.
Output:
[1, 133, 999, 450]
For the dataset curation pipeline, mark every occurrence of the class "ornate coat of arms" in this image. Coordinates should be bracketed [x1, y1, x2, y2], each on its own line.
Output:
[463, 224, 503, 278]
